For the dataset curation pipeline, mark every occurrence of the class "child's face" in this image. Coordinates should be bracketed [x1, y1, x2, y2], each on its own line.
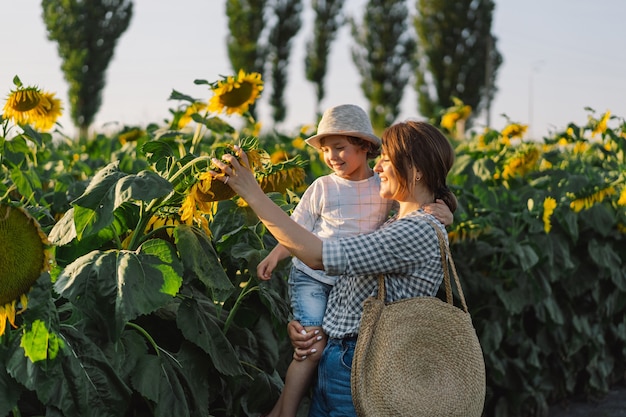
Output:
[319, 135, 371, 181]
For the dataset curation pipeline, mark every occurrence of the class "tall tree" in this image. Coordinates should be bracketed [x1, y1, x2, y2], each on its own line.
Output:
[351, 0, 416, 132]
[41, 0, 133, 139]
[304, 0, 344, 115]
[414, 0, 502, 123]
[226, 0, 268, 119]
[268, 0, 303, 123]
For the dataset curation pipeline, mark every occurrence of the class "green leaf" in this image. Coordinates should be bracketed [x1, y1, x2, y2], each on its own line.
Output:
[130, 354, 161, 402]
[588, 239, 626, 290]
[131, 353, 192, 417]
[584, 204, 617, 236]
[8, 326, 131, 416]
[142, 140, 175, 165]
[175, 225, 234, 300]
[560, 209, 579, 241]
[176, 342, 211, 417]
[20, 125, 44, 147]
[168, 89, 197, 102]
[72, 162, 126, 239]
[71, 163, 172, 240]
[54, 242, 183, 340]
[137, 239, 183, 296]
[114, 169, 172, 207]
[0, 366, 21, 417]
[513, 243, 539, 271]
[11, 165, 43, 203]
[176, 298, 245, 376]
[20, 319, 65, 362]
[191, 114, 235, 134]
[541, 297, 564, 325]
[48, 207, 78, 246]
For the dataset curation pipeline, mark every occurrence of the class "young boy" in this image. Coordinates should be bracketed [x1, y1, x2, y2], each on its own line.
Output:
[257, 104, 394, 417]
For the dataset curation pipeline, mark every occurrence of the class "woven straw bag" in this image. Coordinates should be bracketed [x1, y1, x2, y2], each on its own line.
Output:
[351, 220, 486, 417]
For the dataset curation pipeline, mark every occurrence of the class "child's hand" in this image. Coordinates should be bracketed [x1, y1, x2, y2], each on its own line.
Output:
[257, 255, 278, 280]
[424, 199, 454, 226]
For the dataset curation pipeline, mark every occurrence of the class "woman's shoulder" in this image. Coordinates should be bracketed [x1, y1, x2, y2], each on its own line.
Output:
[392, 211, 444, 236]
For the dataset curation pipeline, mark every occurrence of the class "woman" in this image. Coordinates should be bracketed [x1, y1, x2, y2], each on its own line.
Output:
[211, 120, 457, 417]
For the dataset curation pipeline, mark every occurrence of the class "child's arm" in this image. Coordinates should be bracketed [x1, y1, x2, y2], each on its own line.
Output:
[257, 244, 292, 280]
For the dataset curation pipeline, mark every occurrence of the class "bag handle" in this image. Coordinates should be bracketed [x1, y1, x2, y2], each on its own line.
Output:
[376, 218, 469, 313]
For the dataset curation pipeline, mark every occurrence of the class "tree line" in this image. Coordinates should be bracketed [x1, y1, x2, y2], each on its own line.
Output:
[41, 0, 501, 137]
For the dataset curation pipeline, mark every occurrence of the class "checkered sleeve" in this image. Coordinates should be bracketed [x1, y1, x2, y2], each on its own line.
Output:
[324, 213, 439, 278]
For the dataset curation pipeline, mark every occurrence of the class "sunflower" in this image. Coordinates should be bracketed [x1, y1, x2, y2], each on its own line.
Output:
[178, 102, 208, 128]
[258, 157, 308, 194]
[440, 98, 471, 134]
[208, 70, 263, 116]
[0, 204, 50, 336]
[542, 197, 557, 234]
[3, 85, 63, 131]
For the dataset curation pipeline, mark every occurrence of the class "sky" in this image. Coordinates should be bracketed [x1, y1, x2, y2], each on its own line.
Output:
[2, 0, 625, 139]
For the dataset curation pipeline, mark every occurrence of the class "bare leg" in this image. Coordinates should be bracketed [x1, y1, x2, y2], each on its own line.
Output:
[266, 326, 326, 417]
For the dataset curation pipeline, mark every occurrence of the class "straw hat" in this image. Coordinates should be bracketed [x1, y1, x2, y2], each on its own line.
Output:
[306, 104, 381, 149]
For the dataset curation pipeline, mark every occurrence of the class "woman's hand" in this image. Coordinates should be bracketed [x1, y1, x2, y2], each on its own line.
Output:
[209, 145, 264, 201]
[211, 146, 325, 270]
[287, 320, 323, 361]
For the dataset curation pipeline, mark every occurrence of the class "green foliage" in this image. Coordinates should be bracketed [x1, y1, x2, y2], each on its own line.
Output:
[448, 112, 626, 416]
[351, 0, 416, 132]
[0, 89, 300, 416]
[1, 70, 625, 417]
[267, 0, 303, 122]
[41, 0, 133, 136]
[226, 0, 269, 79]
[304, 0, 345, 111]
[414, 0, 502, 124]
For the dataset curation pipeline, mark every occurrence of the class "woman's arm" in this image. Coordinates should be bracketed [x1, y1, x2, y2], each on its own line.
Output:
[211, 148, 324, 269]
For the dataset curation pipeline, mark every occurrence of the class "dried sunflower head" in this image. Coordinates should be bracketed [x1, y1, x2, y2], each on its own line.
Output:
[0, 203, 51, 335]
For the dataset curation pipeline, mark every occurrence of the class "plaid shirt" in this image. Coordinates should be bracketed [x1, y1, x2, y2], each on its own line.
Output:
[321, 210, 446, 338]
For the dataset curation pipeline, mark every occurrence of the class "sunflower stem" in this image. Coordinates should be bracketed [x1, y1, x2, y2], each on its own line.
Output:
[223, 279, 258, 334]
[126, 322, 161, 358]
[189, 122, 204, 155]
[12, 406, 21, 417]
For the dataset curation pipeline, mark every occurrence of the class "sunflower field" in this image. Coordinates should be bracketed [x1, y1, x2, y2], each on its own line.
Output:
[0, 72, 625, 417]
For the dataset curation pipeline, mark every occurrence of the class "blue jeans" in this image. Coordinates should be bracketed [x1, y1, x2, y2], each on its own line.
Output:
[289, 266, 332, 327]
[308, 337, 357, 417]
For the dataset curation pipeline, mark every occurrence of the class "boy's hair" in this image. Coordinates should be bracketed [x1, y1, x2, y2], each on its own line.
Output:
[346, 136, 381, 159]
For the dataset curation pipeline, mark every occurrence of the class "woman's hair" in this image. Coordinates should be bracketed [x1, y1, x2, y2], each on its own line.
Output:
[382, 121, 457, 213]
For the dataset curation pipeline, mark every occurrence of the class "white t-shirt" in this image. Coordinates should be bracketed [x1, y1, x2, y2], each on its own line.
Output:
[290, 172, 394, 285]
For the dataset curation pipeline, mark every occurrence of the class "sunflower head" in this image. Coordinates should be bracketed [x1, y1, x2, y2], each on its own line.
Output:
[208, 70, 264, 116]
[0, 203, 50, 335]
[2, 80, 63, 131]
[195, 173, 236, 202]
[258, 157, 308, 194]
[177, 101, 208, 129]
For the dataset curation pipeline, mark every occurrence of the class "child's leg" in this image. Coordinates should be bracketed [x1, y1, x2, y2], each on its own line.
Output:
[266, 267, 331, 417]
[268, 327, 326, 417]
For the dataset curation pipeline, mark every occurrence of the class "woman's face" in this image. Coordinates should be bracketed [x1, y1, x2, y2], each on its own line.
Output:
[374, 151, 399, 200]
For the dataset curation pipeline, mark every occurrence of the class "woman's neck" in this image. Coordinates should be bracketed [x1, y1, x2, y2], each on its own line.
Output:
[396, 191, 434, 218]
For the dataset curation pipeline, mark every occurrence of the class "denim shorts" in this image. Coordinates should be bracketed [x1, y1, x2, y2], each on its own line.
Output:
[288, 265, 332, 327]
[308, 337, 357, 417]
